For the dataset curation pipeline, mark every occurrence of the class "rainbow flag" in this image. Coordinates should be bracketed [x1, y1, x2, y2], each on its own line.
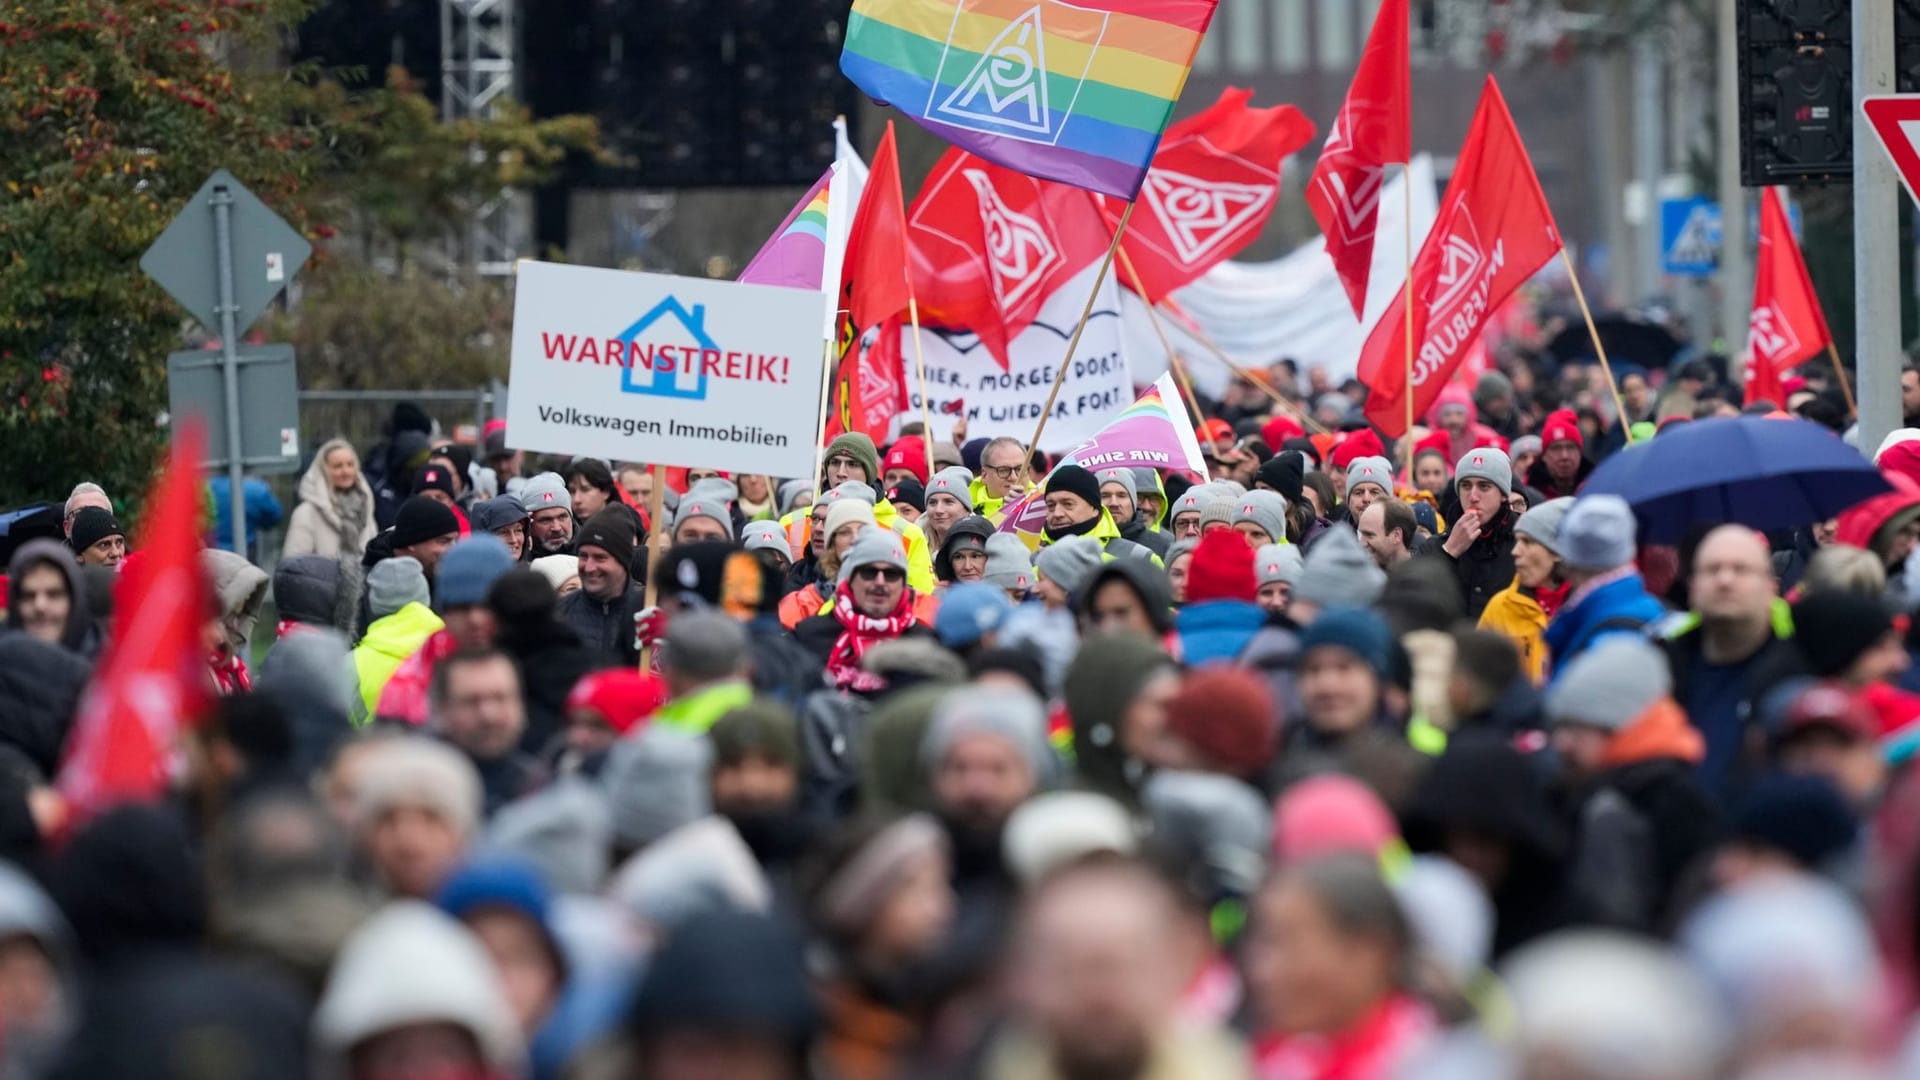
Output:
[738, 169, 834, 290]
[841, 0, 1220, 199]
[999, 373, 1210, 542]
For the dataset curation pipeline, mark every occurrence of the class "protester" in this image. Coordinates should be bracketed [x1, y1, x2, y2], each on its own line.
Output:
[1527, 408, 1593, 499]
[66, 507, 126, 567]
[1428, 448, 1518, 619]
[473, 495, 532, 561]
[972, 437, 1028, 521]
[1543, 494, 1665, 674]
[1357, 499, 1417, 571]
[1041, 465, 1158, 564]
[559, 507, 641, 664]
[351, 556, 443, 723]
[1478, 496, 1572, 683]
[522, 472, 576, 557]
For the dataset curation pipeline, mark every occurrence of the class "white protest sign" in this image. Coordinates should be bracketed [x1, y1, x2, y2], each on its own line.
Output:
[905, 262, 1133, 452]
[506, 261, 826, 476]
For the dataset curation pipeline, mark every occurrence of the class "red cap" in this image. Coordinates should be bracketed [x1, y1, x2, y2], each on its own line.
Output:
[1261, 414, 1304, 450]
[1779, 682, 1879, 743]
[1200, 418, 1237, 447]
[1541, 408, 1583, 450]
[1185, 529, 1257, 603]
[565, 670, 667, 735]
[1329, 428, 1386, 469]
[880, 436, 930, 484]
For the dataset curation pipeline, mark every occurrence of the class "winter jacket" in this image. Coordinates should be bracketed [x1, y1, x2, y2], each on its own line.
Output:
[1544, 572, 1665, 679]
[651, 680, 754, 736]
[204, 477, 284, 553]
[746, 615, 827, 706]
[270, 554, 358, 637]
[968, 477, 1010, 523]
[1038, 508, 1162, 568]
[203, 548, 271, 655]
[282, 438, 378, 561]
[871, 497, 938, 595]
[1771, 528, 1822, 595]
[5, 541, 97, 657]
[1422, 507, 1517, 620]
[559, 583, 642, 665]
[778, 581, 831, 629]
[499, 621, 604, 756]
[1175, 600, 1266, 667]
[1478, 579, 1549, 683]
[1120, 515, 1173, 557]
[1239, 615, 1305, 723]
[793, 615, 941, 670]
[0, 632, 91, 778]
[1658, 600, 1797, 796]
[1524, 456, 1594, 501]
[350, 602, 443, 723]
[1559, 699, 1723, 933]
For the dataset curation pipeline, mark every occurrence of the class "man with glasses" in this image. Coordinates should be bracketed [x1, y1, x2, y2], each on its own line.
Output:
[793, 530, 937, 690]
[970, 437, 1030, 523]
[520, 472, 576, 557]
[63, 482, 111, 540]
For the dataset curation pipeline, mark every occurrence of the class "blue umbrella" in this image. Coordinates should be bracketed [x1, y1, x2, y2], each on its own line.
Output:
[1579, 416, 1891, 544]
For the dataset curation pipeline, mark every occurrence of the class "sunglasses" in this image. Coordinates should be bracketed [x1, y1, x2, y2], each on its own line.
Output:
[854, 565, 905, 584]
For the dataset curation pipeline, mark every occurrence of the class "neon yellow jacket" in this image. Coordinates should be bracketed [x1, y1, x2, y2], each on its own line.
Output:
[1037, 509, 1164, 568]
[778, 490, 936, 594]
[652, 680, 754, 735]
[351, 602, 444, 725]
[968, 477, 1009, 524]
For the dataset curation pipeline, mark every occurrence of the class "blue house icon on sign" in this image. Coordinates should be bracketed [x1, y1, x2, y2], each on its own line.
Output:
[618, 296, 717, 401]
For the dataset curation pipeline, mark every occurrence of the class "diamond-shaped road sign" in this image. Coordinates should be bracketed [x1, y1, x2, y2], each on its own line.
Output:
[1863, 96, 1920, 210]
[139, 169, 311, 334]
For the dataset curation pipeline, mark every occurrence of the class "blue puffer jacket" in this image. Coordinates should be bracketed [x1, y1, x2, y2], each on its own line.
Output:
[1543, 572, 1666, 681]
[1176, 600, 1266, 667]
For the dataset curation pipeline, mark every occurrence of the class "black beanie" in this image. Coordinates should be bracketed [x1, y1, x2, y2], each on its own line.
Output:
[68, 507, 125, 555]
[885, 479, 926, 513]
[1256, 451, 1306, 505]
[1045, 464, 1103, 511]
[1281, 435, 1322, 466]
[392, 496, 460, 549]
[1791, 591, 1894, 678]
[413, 464, 458, 499]
[576, 506, 638, 567]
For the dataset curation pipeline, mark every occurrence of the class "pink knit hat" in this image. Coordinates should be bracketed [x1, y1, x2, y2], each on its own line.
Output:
[1272, 774, 1400, 862]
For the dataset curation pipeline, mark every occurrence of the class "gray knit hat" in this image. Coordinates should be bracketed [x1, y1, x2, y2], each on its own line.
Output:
[1166, 537, 1199, 569]
[740, 521, 790, 557]
[367, 556, 430, 618]
[777, 478, 814, 514]
[926, 467, 975, 511]
[673, 497, 734, 541]
[1035, 535, 1104, 595]
[1170, 488, 1209, 523]
[1546, 636, 1670, 732]
[1514, 497, 1577, 558]
[1096, 468, 1139, 507]
[1199, 494, 1239, 533]
[838, 529, 910, 583]
[1254, 543, 1303, 588]
[686, 477, 739, 505]
[1293, 525, 1386, 608]
[1230, 490, 1290, 542]
[519, 471, 570, 513]
[1511, 434, 1543, 461]
[1559, 494, 1638, 572]
[984, 533, 1036, 594]
[1345, 456, 1395, 495]
[921, 685, 1056, 784]
[826, 480, 878, 506]
[600, 727, 713, 851]
[1130, 467, 1162, 497]
[1454, 447, 1513, 497]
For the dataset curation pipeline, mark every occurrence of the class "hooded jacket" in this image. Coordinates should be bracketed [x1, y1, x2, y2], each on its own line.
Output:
[270, 554, 359, 637]
[1544, 572, 1666, 678]
[283, 437, 378, 560]
[1478, 579, 1550, 683]
[6, 540, 96, 657]
[203, 549, 271, 654]
[1118, 512, 1173, 557]
[1175, 600, 1266, 667]
[933, 516, 996, 584]
[0, 634, 91, 779]
[1425, 384, 1505, 464]
[1837, 473, 1920, 573]
[1076, 560, 1175, 635]
[350, 602, 444, 723]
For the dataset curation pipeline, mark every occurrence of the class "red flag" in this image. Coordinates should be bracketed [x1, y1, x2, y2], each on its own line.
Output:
[825, 318, 908, 442]
[1111, 88, 1317, 303]
[1307, 0, 1410, 319]
[908, 150, 1110, 369]
[1742, 348, 1789, 410]
[1358, 78, 1563, 437]
[841, 121, 913, 337]
[59, 422, 213, 826]
[1745, 187, 1831, 406]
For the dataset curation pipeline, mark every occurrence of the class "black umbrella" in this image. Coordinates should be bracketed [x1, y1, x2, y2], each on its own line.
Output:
[1545, 315, 1682, 371]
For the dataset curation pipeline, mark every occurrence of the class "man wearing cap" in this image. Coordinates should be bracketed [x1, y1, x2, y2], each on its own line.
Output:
[1527, 409, 1593, 500]
[1040, 465, 1159, 567]
[413, 463, 461, 510]
[740, 520, 794, 577]
[673, 494, 735, 545]
[1341, 456, 1395, 524]
[1253, 543, 1302, 616]
[1326, 430, 1385, 502]
[923, 685, 1053, 889]
[470, 496, 530, 562]
[1771, 683, 1888, 809]
[520, 472, 576, 557]
[1356, 499, 1417, 573]
[559, 507, 642, 663]
[481, 427, 520, 486]
[984, 533, 1035, 602]
[1424, 448, 1519, 620]
[1479, 497, 1573, 682]
[352, 556, 443, 723]
[1547, 637, 1721, 931]
[885, 480, 926, 525]
[793, 530, 937, 690]
[67, 507, 127, 568]
[369, 496, 463, 607]
[1544, 494, 1666, 678]
[1229, 490, 1291, 549]
[1130, 467, 1169, 536]
[373, 535, 521, 727]
[1098, 468, 1171, 557]
[922, 468, 974, 554]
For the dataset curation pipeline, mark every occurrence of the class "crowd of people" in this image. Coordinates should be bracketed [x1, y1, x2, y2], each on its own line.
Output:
[3, 350, 1920, 1080]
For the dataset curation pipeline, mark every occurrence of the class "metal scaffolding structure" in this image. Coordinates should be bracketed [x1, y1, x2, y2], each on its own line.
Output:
[440, 0, 524, 277]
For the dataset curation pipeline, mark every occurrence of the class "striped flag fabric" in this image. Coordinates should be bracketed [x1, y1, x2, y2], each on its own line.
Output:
[738, 170, 835, 290]
[841, 0, 1221, 199]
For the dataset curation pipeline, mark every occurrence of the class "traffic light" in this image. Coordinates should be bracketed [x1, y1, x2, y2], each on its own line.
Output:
[1738, 0, 1851, 186]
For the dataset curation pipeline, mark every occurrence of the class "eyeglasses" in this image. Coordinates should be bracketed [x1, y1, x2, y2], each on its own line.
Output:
[983, 463, 1025, 479]
[854, 565, 905, 584]
[825, 455, 860, 471]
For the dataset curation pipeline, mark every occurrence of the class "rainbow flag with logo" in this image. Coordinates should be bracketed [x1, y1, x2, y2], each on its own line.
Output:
[738, 170, 835, 290]
[1000, 373, 1210, 543]
[841, 0, 1220, 199]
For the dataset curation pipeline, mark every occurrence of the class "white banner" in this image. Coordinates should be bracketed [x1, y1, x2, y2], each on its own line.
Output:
[903, 262, 1133, 453]
[506, 262, 827, 476]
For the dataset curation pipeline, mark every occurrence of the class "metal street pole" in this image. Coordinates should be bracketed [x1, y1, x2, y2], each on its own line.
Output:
[1716, 0, 1749, 361]
[1857, 0, 1901, 451]
[211, 182, 248, 555]
[1633, 37, 1665, 303]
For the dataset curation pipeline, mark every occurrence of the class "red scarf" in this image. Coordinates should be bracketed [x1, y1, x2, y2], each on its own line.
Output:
[1533, 579, 1572, 619]
[1254, 994, 1434, 1080]
[208, 650, 252, 696]
[825, 580, 916, 692]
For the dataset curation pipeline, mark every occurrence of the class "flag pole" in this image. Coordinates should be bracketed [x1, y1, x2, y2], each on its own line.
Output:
[1559, 248, 1635, 444]
[1115, 245, 1207, 430]
[1402, 162, 1417, 481]
[1028, 201, 1135, 455]
[637, 462, 667, 673]
[1825, 342, 1859, 417]
[811, 333, 839, 487]
[908, 299, 936, 475]
[1158, 310, 1330, 435]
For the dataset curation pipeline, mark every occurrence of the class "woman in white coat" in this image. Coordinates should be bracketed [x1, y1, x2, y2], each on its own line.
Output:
[283, 438, 378, 561]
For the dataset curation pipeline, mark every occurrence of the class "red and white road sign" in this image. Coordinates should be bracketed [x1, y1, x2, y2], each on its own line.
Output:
[1862, 95, 1920, 207]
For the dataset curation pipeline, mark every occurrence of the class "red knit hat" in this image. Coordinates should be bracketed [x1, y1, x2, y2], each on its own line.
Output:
[1184, 529, 1257, 603]
[1879, 439, 1920, 491]
[1166, 666, 1276, 778]
[1540, 408, 1583, 450]
[565, 670, 667, 735]
[1261, 413, 1305, 450]
[881, 436, 930, 484]
[1329, 428, 1386, 469]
